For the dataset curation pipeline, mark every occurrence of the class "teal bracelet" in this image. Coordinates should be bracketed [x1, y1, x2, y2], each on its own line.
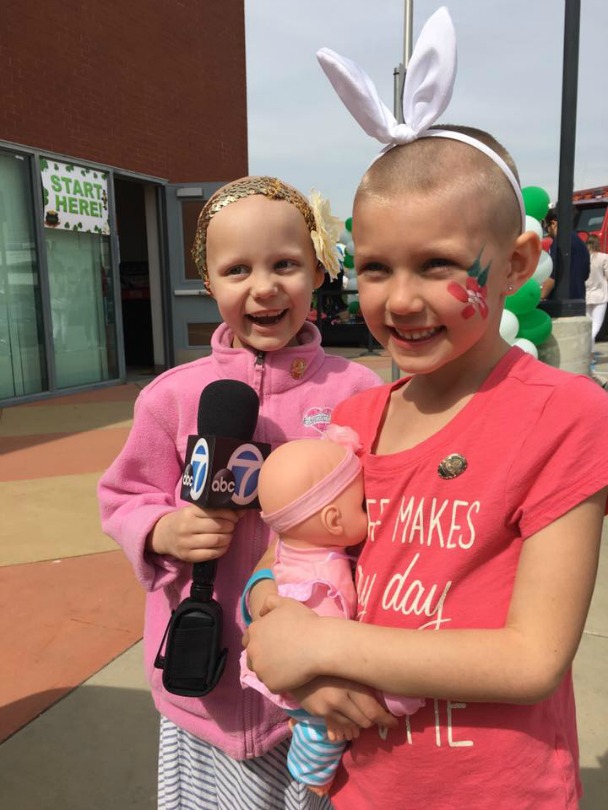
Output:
[240, 568, 275, 626]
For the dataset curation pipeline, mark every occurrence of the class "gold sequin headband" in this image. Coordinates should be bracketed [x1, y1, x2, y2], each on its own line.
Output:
[192, 176, 341, 283]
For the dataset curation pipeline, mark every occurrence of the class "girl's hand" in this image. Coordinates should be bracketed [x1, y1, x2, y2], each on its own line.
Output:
[290, 677, 397, 742]
[243, 595, 322, 692]
[146, 505, 244, 562]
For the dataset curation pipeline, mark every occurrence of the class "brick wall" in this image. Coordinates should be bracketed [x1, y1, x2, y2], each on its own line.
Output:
[0, 0, 247, 182]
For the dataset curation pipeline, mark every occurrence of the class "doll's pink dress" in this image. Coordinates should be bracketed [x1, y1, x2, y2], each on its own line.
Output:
[240, 541, 356, 709]
[240, 540, 423, 717]
[274, 541, 357, 617]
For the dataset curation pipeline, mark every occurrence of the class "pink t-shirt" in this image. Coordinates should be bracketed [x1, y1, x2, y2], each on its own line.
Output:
[329, 348, 608, 810]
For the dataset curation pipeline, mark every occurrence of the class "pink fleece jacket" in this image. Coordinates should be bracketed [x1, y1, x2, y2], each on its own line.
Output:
[97, 322, 381, 759]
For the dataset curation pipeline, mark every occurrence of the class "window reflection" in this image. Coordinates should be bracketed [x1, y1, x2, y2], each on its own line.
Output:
[0, 153, 47, 398]
[46, 228, 117, 388]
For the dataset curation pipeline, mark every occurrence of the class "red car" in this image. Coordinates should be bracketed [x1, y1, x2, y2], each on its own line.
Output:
[572, 185, 608, 251]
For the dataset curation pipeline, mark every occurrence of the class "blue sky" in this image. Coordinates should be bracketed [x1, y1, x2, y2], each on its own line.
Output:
[245, 0, 608, 220]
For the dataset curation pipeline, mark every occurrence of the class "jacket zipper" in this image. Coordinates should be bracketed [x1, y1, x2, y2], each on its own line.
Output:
[245, 350, 265, 757]
[244, 514, 264, 757]
[253, 350, 265, 398]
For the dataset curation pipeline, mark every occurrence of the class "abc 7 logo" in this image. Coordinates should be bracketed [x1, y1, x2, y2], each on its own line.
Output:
[184, 438, 210, 500]
[225, 443, 265, 506]
[183, 440, 264, 506]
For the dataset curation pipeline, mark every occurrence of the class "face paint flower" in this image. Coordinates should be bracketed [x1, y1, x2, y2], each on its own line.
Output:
[447, 250, 491, 319]
[448, 277, 489, 319]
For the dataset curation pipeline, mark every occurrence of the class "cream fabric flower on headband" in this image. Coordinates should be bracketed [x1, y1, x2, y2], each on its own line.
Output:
[309, 189, 342, 280]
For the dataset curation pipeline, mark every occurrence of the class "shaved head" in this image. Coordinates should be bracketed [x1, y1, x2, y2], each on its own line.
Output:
[355, 126, 522, 244]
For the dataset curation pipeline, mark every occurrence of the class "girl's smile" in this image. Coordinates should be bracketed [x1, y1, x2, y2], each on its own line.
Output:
[391, 325, 445, 343]
[246, 309, 288, 326]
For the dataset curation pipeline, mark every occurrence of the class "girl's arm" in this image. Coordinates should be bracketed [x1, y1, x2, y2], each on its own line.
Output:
[243, 543, 396, 733]
[245, 489, 605, 704]
[245, 541, 279, 621]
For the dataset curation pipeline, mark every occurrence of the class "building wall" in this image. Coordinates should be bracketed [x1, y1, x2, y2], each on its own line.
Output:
[0, 0, 247, 181]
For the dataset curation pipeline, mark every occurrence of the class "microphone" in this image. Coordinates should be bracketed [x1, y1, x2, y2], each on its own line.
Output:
[180, 379, 270, 510]
[154, 380, 270, 698]
[182, 380, 270, 597]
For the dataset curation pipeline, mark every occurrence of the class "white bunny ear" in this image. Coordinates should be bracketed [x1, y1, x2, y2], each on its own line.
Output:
[316, 6, 457, 146]
[402, 6, 457, 135]
[316, 47, 400, 145]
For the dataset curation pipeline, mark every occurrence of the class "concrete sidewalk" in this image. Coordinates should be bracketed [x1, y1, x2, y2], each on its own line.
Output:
[0, 345, 606, 809]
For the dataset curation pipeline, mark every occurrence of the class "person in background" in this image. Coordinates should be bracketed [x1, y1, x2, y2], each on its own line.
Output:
[585, 233, 608, 359]
[544, 207, 590, 299]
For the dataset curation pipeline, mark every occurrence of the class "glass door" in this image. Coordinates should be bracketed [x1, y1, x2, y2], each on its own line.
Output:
[45, 227, 118, 388]
[0, 152, 47, 398]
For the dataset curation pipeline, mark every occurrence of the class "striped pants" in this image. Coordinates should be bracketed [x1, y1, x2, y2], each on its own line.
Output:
[158, 716, 334, 810]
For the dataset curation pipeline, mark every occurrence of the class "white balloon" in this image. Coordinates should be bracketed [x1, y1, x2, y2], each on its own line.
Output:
[345, 239, 355, 257]
[499, 309, 519, 344]
[339, 228, 352, 245]
[513, 337, 538, 358]
[525, 215, 543, 239]
[532, 251, 553, 285]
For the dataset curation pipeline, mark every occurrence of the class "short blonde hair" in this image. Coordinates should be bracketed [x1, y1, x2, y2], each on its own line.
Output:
[356, 125, 521, 243]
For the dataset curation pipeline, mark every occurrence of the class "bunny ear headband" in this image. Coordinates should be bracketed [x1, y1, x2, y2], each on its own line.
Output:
[316, 6, 525, 231]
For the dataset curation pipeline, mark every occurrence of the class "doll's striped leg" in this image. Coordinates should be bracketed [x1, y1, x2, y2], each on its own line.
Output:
[287, 715, 346, 794]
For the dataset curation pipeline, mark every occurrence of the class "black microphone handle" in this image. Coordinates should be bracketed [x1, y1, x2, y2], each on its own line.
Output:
[191, 560, 218, 601]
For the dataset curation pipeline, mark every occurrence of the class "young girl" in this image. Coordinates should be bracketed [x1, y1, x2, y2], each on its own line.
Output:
[97, 175, 381, 810]
[243, 10, 608, 809]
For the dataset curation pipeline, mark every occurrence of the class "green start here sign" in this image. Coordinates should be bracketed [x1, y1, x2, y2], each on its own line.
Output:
[40, 158, 110, 235]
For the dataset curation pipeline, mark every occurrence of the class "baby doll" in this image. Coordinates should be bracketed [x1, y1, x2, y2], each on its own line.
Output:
[240, 425, 423, 795]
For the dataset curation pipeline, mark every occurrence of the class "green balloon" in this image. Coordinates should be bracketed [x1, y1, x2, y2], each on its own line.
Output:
[343, 252, 354, 269]
[516, 308, 552, 346]
[521, 186, 551, 222]
[345, 216, 353, 232]
[347, 298, 360, 314]
[504, 278, 541, 315]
